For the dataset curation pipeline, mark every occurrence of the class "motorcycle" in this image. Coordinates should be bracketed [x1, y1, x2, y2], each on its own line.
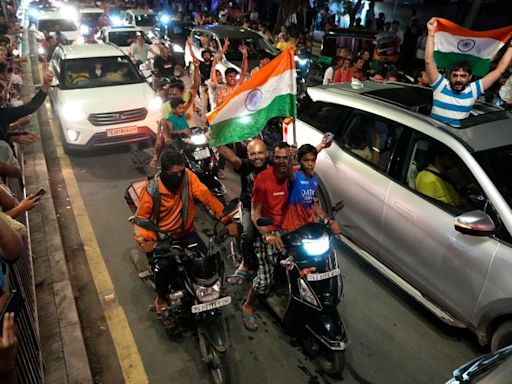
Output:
[130, 198, 240, 384]
[180, 127, 226, 202]
[256, 201, 348, 378]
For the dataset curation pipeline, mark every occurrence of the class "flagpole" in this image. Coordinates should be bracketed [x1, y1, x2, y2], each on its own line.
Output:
[292, 116, 297, 146]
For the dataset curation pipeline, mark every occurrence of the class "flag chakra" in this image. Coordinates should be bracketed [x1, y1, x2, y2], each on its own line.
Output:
[434, 18, 512, 77]
[207, 48, 297, 147]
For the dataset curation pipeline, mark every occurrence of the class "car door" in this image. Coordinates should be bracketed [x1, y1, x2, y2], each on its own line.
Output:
[380, 133, 498, 322]
[49, 48, 62, 103]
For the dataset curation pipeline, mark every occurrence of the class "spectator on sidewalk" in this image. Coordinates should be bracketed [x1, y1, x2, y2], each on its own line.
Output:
[323, 56, 344, 85]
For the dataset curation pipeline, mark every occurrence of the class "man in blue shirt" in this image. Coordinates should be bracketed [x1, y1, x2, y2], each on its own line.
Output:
[425, 17, 512, 126]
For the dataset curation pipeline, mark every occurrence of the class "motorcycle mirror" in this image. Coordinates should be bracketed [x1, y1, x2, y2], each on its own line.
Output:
[256, 217, 273, 227]
[222, 198, 239, 217]
[332, 201, 344, 212]
[132, 217, 161, 233]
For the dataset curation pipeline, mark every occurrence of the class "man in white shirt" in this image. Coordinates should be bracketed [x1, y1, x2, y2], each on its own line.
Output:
[128, 34, 157, 64]
[323, 56, 344, 85]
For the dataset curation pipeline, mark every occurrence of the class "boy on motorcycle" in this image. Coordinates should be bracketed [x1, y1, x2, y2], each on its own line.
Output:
[133, 149, 238, 314]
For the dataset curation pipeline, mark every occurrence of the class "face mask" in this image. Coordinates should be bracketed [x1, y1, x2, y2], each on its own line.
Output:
[160, 171, 184, 191]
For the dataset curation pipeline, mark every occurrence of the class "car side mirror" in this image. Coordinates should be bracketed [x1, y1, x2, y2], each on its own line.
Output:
[454, 210, 496, 237]
[332, 201, 344, 213]
[51, 77, 60, 87]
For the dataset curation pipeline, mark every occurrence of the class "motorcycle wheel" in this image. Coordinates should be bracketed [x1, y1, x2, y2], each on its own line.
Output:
[198, 332, 232, 384]
[304, 334, 345, 378]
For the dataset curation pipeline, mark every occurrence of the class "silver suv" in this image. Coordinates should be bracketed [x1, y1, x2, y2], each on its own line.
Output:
[295, 81, 512, 351]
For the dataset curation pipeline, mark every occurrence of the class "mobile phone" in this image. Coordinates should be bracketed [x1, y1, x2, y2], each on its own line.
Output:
[323, 132, 334, 145]
[33, 188, 46, 198]
[7, 131, 31, 137]
[0, 290, 23, 335]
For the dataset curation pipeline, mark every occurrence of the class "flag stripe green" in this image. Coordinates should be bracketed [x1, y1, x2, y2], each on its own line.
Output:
[434, 51, 491, 77]
[209, 94, 296, 146]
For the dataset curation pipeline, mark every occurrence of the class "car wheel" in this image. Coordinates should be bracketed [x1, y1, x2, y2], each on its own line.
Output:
[491, 320, 512, 352]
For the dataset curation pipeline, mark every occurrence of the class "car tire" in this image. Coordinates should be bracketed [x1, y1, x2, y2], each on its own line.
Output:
[491, 320, 512, 352]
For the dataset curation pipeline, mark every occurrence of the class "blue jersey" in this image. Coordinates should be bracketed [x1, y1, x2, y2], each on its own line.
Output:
[283, 170, 319, 232]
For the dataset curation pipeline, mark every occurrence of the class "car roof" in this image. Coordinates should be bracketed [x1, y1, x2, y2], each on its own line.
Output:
[37, 11, 71, 20]
[192, 24, 262, 39]
[80, 8, 104, 14]
[309, 82, 512, 152]
[102, 26, 145, 32]
[58, 43, 125, 59]
[128, 9, 156, 15]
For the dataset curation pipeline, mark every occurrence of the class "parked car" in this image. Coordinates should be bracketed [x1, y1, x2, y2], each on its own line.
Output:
[184, 24, 278, 75]
[79, 7, 104, 34]
[122, 8, 158, 34]
[97, 25, 154, 57]
[446, 345, 512, 383]
[294, 81, 512, 352]
[48, 43, 161, 152]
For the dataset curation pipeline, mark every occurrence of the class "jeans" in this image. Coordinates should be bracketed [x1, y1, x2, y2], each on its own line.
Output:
[241, 208, 258, 270]
[152, 231, 207, 299]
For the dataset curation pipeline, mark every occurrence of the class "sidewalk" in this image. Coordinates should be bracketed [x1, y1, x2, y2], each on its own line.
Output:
[21, 32, 93, 383]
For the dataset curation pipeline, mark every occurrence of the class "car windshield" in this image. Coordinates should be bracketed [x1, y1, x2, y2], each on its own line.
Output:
[134, 14, 157, 27]
[108, 30, 152, 46]
[80, 12, 103, 27]
[60, 56, 144, 90]
[37, 19, 77, 32]
[223, 36, 277, 62]
[474, 144, 512, 210]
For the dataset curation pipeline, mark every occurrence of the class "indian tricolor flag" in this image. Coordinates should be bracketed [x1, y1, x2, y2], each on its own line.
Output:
[434, 18, 512, 77]
[207, 47, 296, 146]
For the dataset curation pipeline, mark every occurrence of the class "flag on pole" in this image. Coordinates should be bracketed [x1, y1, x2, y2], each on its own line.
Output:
[207, 48, 296, 147]
[434, 18, 512, 77]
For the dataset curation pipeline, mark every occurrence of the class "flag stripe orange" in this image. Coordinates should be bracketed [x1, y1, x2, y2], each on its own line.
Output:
[436, 18, 512, 41]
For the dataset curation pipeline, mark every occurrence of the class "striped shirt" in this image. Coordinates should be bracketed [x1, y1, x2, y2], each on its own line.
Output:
[430, 74, 484, 127]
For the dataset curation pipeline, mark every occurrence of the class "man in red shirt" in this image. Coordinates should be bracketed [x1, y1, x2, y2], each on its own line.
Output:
[241, 142, 291, 331]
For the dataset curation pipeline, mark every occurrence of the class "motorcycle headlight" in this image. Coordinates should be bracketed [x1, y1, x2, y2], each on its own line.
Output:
[294, 55, 299, 61]
[37, 46, 45, 55]
[61, 102, 86, 121]
[302, 234, 330, 256]
[172, 44, 184, 53]
[148, 96, 162, 112]
[299, 58, 309, 66]
[298, 278, 321, 308]
[190, 133, 207, 145]
[195, 280, 221, 303]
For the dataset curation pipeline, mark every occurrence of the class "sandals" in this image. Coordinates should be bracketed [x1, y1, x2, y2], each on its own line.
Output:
[241, 308, 258, 332]
[228, 269, 248, 285]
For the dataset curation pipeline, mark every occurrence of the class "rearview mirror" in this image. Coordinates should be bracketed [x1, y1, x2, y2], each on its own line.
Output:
[454, 210, 496, 237]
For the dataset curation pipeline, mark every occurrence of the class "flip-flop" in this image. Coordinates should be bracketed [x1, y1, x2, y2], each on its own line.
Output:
[228, 269, 248, 285]
[241, 310, 258, 332]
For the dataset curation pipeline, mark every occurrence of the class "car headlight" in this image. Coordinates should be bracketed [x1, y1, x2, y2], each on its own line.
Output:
[172, 44, 184, 53]
[194, 280, 221, 303]
[61, 102, 86, 121]
[299, 58, 308, 66]
[148, 97, 162, 112]
[110, 15, 122, 26]
[29, 8, 40, 17]
[160, 14, 170, 25]
[302, 234, 330, 256]
[66, 129, 80, 142]
[190, 133, 207, 145]
[80, 25, 90, 35]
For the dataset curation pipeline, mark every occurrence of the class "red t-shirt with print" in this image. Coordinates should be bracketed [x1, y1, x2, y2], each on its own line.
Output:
[252, 166, 289, 231]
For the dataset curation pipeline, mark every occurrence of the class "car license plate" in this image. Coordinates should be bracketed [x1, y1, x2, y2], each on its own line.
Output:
[193, 148, 210, 160]
[306, 268, 340, 282]
[191, 296, 231, 313]
[106, 126, 138, 137]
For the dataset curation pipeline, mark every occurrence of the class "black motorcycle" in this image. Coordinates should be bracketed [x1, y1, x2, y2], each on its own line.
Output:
[256, 201, 348, 377]
[180, 127, 225, 202]
[130, 199, 239, 384]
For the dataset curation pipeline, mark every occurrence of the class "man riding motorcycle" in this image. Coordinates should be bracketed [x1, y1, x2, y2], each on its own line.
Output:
[133, 149, 238, 314]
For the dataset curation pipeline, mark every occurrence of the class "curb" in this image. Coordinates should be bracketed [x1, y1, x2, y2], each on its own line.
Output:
[22, 32, 93, 383]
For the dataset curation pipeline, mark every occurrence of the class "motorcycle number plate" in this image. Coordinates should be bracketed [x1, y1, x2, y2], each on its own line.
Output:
[193, 148, 210, 160]
[191, 296, 231, 313]
[306, 268, 340, 282]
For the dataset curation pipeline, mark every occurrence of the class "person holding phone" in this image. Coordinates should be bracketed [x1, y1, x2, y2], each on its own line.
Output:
[0, 184, 44, 220]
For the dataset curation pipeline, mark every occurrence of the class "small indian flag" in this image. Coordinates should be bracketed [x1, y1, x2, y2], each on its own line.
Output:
[207, 48, 296, 146]
[434, 18, 512, 77]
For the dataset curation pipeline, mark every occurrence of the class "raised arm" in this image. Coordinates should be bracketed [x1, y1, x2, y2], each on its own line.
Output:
[425, 17, 440, 85]
[238, 44, 249, 85]
[217, 145, 242, 170]
[186, 36, 198, 62]
[481, 44, 512, 91]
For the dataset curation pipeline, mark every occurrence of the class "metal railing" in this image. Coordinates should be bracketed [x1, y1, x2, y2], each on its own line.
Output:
[5, 144, 44, 384]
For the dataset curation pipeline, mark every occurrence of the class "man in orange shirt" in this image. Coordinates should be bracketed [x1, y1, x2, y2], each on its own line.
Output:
[133, 149, 238, 312]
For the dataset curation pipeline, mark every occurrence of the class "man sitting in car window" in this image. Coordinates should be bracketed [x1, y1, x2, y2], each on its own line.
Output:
[415, 144, 461, 206]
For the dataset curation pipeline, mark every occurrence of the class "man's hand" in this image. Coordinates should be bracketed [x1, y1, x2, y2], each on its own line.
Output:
[225, 222, 239, 237]
[238, 44, 248, 56]
[11, 132, 39, 145]
[193, 58, 200, 67]
[427, 17, 437, 35]
[0, 313, 18, 375]
[223, 38, 230, 49]
[181, 128, 192, 135]
[186, 36, 192, 47]
[140, 240, 156, 253]
[41, 69, 54, 92]
[17, 115, 32, 127]
[18, 194, 40, 212]
[329, 220, 341, 235]
[264, 233, 284, 249]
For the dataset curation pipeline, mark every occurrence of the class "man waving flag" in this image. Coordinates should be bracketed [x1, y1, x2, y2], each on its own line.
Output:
[207, 48, 296, 147]
[433, 18, 512, 77]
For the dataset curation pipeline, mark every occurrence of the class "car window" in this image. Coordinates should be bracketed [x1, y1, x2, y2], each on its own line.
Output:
[224, 36, 277, 62]
[402, 134, 487, 215]
[338, 111, 404, 172]
[60, 56, 144, 90]
[80, 12, 102, 28]
[108, 31, 151, 46]
[192, 30, 205, 47]
[298, 100, 348, 134]
[134, 14, 157, 27]
[37, 18, 77, 32]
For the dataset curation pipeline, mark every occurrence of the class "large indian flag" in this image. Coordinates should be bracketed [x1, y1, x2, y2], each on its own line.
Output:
[207, 47, 296, 146]
[434, 18, 512, 77]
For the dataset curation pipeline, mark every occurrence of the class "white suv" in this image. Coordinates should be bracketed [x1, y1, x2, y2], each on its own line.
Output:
[49, 43, 161, 152]
[97, 25, 154, 57]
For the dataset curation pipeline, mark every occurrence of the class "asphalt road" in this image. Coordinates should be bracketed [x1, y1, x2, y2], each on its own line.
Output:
[40, 120, 486, 384]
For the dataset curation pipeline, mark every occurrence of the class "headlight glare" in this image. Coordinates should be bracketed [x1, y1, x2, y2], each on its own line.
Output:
[148, 96, 162, 111]
[190, 133, 207, 145]
[302, 234, 330, 256]
[62, 102, 86, 121]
